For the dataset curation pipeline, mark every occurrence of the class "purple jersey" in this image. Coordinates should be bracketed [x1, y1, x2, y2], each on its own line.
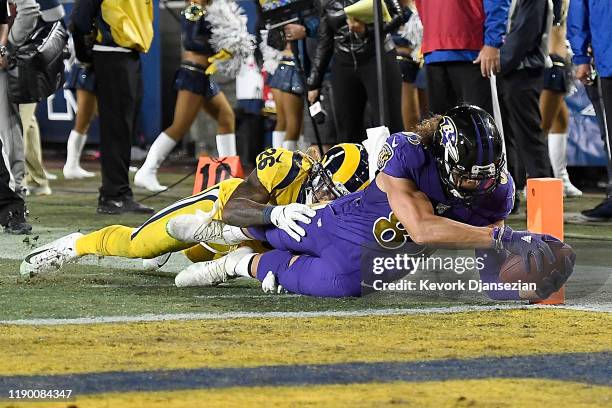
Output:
[326, 132, 515, 250]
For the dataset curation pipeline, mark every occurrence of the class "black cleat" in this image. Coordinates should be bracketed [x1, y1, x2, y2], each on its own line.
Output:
[122, 198, 154, 214]
[97, 197, 154, 215]
[581, 197, 612, 221]
[3, 210, 32, 235]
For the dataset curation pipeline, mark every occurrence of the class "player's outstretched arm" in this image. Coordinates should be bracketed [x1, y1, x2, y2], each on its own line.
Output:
[380, 173, 563, 273]
[379, 172, 496, 248]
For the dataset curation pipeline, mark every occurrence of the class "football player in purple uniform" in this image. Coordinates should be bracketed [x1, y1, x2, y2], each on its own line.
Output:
[168, 105, 575, 300]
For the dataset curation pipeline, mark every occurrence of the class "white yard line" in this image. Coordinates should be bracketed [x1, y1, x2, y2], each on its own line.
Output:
[1, 303, 609, 326]
[193, 294, 302, 299]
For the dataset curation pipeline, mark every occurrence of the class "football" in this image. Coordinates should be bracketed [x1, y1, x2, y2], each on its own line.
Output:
[499, 240, 575, 292]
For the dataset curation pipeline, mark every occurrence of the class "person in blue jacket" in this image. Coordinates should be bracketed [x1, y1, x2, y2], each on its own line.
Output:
[568, 0, 612, 220]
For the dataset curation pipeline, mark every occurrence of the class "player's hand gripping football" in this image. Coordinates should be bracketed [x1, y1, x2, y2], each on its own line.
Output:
[493, 225, 556, 273]
[269, 204, 316, 242]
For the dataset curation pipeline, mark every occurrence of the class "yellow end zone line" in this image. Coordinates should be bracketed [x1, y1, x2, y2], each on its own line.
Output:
[2, 309, 610, 376]
[0, 304, 610, 326]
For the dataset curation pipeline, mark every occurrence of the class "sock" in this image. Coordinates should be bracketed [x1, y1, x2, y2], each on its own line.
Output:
[216, 133, 237, 156]
[234, 252, 257, 278]
[75, 131, 88, 159]
[282, 140, 297, 151]
[272, 131, 286, 148]
[141, 132, 177, 172]
[547, 132, 568, 179]
[222, 225, 251, 245]
[66, 130, 85, 167]
[297, 135, 309, 152]
[223, 247, 254, 277]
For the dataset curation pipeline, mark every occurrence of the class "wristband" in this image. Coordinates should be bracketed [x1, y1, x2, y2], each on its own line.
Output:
[262, 205, 274, 224]
[492, 226, 505, 251]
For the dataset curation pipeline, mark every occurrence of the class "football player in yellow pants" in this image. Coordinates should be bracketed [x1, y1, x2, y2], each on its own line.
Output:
[74, 178, 243, 261]
[21, 144, 370, 276]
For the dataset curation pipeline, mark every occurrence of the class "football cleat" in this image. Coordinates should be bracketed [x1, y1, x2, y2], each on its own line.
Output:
[20, 232, 83, 277]
[142, 253, 172, 271]
[174, 247, 253, 287]
[166, 202, 220, 244]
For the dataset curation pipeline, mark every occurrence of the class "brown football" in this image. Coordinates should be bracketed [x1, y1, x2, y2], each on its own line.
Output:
[499, 240, 574, 286]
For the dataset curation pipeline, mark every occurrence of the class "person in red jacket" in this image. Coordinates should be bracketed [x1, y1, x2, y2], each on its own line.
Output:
[414, 0, 508, 115]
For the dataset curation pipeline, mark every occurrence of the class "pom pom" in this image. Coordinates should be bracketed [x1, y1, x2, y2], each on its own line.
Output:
[206, 0, 256, 77]
[398, 10, 423, 61]
[260, 30, 284, 74]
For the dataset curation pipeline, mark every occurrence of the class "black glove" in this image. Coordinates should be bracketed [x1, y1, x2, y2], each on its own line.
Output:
[493, 225, 556, 273]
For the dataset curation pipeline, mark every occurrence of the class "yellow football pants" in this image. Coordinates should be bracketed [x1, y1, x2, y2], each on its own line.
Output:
[75, 179, 243, 259]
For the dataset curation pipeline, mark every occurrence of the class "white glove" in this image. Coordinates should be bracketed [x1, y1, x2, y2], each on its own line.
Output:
[261, 271, 286, 294]
[270, 203, 316, 242]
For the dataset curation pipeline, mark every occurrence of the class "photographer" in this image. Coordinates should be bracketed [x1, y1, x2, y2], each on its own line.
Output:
[0, 0, 39, 234]
[306, 0, 404, 143]
[19, 0, 67, 196]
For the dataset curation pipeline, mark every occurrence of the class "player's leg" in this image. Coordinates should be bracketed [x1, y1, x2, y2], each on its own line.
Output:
[254, 250, 361, 297]
[175, 246, 360, 297]
[201, 91, 237, 157]
[271, 88, 286, 148]
[21, 180, 242, 276]
[135, 89, 204, 191]
[281, 91, 304, 150]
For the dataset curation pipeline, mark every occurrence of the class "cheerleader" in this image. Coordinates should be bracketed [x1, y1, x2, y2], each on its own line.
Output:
[267, 24, 307, 150]
[63, 60, 97, 179]
[135, 0, 238, 192]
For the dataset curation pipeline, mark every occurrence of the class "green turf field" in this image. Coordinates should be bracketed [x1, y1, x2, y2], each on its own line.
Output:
[0, 171, 610, 320]
[0, 170, 610, 407]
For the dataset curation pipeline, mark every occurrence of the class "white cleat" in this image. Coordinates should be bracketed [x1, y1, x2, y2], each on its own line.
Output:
[166, 203, 222, 244]
[134, 168, 167, 192]
[63, 165, 95, 179]
[563, 180, 583, 198]
[175, 259, 229, 287]
[143, 253, 172, 271]
[20, 232, 84, 277]
[175, 247, 253, 287]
